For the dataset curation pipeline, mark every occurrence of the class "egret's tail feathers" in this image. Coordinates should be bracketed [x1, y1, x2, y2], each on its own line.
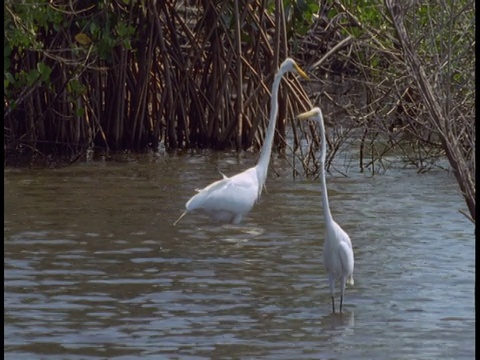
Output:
[218, 171, 228, 179]
[173, 211, 188, 226]
[347, 275, 354, 286]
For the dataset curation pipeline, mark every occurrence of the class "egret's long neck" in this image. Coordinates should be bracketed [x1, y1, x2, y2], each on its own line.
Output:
[318, 110, 334, 226]
[256, 69, 285, 187]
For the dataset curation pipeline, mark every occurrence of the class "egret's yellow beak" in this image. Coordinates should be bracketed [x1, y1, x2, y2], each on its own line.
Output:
[296, 109, 317, 120]
[294, 63, 309, 80]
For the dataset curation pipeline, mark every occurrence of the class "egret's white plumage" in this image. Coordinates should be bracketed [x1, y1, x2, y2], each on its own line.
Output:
[297, 107, 354, 313]
[174, 58, 309, 226]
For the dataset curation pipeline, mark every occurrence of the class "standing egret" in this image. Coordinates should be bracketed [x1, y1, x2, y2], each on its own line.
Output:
[297, 107, 354, 313]
[174, 58, 309, 226]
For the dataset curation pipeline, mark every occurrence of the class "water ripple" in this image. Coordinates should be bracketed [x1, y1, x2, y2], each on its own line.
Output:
[4, 161, 475, 359]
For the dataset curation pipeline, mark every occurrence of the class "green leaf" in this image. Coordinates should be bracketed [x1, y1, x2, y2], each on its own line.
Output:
[5, 72, 15, 86]
[75, 106, 86, 117]
[26, 69, 40, 86]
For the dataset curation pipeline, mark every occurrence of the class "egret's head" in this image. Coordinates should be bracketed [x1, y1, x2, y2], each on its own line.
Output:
[280, 58, 309, 79]
[296, 107, 323, 122]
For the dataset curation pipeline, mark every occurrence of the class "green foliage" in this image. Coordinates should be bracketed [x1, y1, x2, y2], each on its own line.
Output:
[36, 61, 52, 83]
[4, 0, 141, 108]
[69, 2, 138, 61]
[4, 0, 473, 179]
[5, 1, 61, 105]
[219, 0, 319, 44]
[410, 0, 475, 89]
[115, 22, 136, 50]
[284, 0, 320, 36]
[67, 78, 87, 100]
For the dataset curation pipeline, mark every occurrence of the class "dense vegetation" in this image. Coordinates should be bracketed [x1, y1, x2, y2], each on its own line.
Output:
[4, 0, 474, 221]
[4, 0, 313, 161]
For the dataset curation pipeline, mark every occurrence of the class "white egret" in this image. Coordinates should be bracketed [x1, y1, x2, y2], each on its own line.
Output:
[174, 58, 309, 226]
[297, 107, 354, 313]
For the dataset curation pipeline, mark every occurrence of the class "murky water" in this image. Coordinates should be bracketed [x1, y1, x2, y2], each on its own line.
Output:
[4, 152, 475, 359]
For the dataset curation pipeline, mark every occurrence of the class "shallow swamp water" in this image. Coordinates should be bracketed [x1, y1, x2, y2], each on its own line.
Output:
[4, 151, 475, 359]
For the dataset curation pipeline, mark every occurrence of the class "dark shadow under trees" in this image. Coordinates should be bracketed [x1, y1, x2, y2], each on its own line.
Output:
[4, 0, 312, 165]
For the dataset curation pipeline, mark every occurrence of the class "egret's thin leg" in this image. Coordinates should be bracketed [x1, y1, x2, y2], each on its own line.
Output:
[328, 274, 335, 313]
[231, 213, 244, 225]
[339, 277, 346, 313]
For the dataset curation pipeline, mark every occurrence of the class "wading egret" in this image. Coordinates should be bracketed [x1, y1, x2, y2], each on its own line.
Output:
[297, 107, 354, 313]
[173, 58, 309, 226]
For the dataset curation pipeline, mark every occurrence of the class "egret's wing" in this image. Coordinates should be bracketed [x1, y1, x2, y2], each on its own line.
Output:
[195, 176, 228, 194]
[338, 238, 354, 283]
[186, 167, 259, 214]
